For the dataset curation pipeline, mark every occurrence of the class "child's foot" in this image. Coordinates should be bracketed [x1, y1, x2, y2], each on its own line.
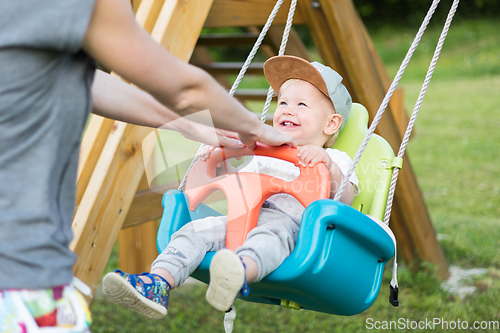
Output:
[206, 249, 248, 311]
[102, 270, 170, 320]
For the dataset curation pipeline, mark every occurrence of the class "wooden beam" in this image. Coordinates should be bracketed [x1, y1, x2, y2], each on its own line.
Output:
[122, 182, 175, 229]
[194, 62, 264, 75]
[135, 0, 165, 33]
[71, 0, 214, 296]
[390, 88, 413, 140]
[234, 89, 276, 101]
[118, 220, 160, 274]
[71, 122, 152, 293]
[76, 115, 115, 207]
[204, 0, 306, 28]
[123, 181, 227, 229]
[297, 0, 354, 95]
[356, 12, 412, 137]
[386, 195, 417, 264]
[265, 25, 311, 60]
[151, 0, 214, 59]
[197, 33, 261, 47]
[118, 173, 159, 275]
[131, 0, 143, 13]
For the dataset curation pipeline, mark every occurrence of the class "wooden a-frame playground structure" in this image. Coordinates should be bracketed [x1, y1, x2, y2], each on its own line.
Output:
[72, 0, 450, 300]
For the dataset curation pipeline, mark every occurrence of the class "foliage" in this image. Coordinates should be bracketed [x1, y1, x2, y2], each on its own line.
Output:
[353, 0, 500, 28]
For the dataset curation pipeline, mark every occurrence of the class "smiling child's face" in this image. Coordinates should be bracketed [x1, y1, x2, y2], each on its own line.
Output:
[273, 79, 342, 147]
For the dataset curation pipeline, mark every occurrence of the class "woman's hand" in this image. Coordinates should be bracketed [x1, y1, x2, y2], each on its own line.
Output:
[198, 145, 218, 161]
[180, 125, 244, 149]
[238, 122, 297, 150]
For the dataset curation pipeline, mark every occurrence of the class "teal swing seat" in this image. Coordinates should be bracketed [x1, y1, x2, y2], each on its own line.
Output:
[157, 103, 399, 315]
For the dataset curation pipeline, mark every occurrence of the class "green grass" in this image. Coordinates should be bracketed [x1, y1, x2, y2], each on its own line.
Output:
[89, 19, 500, 332]
[372, 19, 500, 80]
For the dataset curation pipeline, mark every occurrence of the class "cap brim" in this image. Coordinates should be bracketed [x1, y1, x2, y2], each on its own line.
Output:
[263, 55, 329, 98]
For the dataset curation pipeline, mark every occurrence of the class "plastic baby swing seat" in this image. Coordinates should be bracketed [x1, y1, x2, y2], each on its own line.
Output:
[157, 103, 397, 316]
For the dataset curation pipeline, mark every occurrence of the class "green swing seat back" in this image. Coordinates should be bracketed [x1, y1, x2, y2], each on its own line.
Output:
[333, 103, 399, 221]
[157, 103, 397, 315]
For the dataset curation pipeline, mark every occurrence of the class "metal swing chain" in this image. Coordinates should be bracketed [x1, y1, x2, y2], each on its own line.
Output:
[178, 0, 297, 191]
[333, 0, 442, 203]
[383, 0, 460, 224]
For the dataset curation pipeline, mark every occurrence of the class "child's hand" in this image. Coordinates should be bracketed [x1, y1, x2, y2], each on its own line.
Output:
[199, 145, 218, 161]
[297, 145, 332, 169]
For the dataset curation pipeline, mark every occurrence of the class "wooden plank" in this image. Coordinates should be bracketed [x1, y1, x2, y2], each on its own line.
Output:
[71, 122, 151, 292]
[356, 12, 412, 137]
[122, 181, 227, 229]
[390, 88, 413, 140]
[118, 173, 159, 274]
[194, 62, 264, 75]
[297, 0, 354, 95]
[77, 115, 115, 207]
[118, 220, 160, 274]
[71, 0, 214, 296]
[204, 0, 305, 28]
[135, 0, 165, 33]
[151, 0, 214, 60]
[266, 25, 311, 60]
[197, 33, 260, 46]
[246, 26, 277, 58]
[318, 0, 391, 131]
[191, 46, 233, 90]
[131, 0, 143, 13]
[122, 182, 175, 229]
[234, 89, 276, 101]
[386, 196, 417, 264]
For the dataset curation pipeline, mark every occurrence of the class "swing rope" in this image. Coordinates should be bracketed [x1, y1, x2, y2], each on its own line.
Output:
[383, 0, 460, 224]
[334, 0, 453, 205]
[178, 0, 297, 191]
[386, 0, 459, 295]
[328, 0, 460, 296]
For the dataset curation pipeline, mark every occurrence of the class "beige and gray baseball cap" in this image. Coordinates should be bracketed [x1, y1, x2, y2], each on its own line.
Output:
[263, 55, 352, 130]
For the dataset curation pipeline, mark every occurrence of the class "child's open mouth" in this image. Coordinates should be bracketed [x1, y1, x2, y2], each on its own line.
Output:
[280, 120, 299, 127]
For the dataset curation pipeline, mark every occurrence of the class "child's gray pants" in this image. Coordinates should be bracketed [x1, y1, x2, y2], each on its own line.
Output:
[151, 202, 301, 288]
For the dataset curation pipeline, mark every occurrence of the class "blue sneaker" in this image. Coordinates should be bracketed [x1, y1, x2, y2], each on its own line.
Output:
[102, 270, 170, 320]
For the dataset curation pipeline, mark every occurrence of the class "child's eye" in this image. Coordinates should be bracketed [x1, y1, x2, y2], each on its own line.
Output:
[298, 102, 307, 107]
[279, 101, 288, 106]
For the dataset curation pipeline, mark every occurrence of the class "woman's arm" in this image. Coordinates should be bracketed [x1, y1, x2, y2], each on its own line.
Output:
[82, 0, 296, 149]
[91, 70, 244, 148]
